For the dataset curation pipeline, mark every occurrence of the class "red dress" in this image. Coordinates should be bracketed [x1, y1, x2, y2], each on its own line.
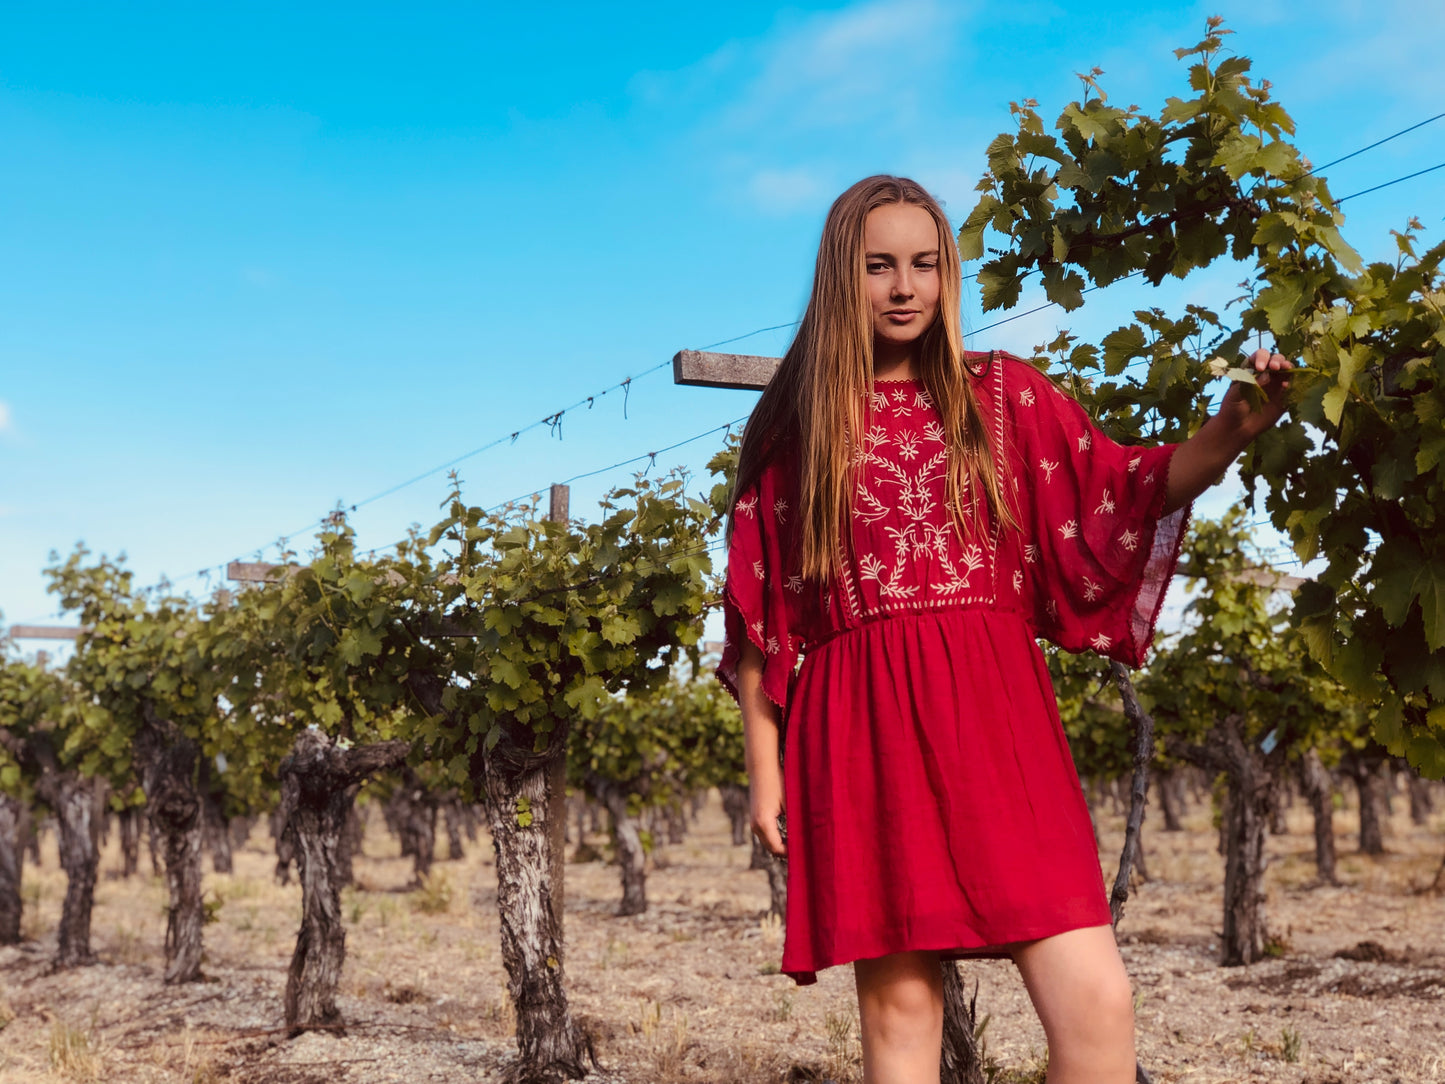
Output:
[718, 351, 1188, 985]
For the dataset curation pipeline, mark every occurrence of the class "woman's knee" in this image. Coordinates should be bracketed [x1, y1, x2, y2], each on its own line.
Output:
[1013, 928, 1135, 1050]
[1083, 965, 1135, 1035]
[854, 952, 943, 1041]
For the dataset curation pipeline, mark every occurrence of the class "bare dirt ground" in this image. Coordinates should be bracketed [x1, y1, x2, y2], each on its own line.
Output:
[1, 786, 1442, 1084]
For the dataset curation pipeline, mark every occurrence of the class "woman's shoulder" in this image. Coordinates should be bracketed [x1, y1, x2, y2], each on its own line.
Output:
[975, 350, 1088, 417]
[962, 348, 1054, 411]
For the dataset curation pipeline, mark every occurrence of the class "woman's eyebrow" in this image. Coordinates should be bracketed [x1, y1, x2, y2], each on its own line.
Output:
[864, 249, 940, 259]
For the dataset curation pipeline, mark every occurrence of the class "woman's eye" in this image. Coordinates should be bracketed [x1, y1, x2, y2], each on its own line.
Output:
[866, 263, 887, 273]
[916, 261, 937, 271]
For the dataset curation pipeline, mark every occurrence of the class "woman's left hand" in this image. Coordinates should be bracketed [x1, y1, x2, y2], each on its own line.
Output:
[1218, 347, 1293, 441]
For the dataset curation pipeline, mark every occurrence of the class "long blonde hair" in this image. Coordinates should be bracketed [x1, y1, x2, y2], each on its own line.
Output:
[731, 174, 1015, 581]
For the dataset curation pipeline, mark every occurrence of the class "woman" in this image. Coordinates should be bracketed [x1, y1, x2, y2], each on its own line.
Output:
[719, 174, 1290, 1083]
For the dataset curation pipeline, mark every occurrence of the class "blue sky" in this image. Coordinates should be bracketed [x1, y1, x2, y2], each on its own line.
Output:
[2, 0, 1442, 636]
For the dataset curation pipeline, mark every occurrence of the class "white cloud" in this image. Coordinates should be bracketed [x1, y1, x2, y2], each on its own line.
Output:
[633, 0, 971, 215]
[716, 0, 963, 136]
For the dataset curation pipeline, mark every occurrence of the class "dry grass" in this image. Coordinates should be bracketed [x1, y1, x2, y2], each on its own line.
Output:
[0, 783, 1440, 1083]
[46, 1019, 102, 1081]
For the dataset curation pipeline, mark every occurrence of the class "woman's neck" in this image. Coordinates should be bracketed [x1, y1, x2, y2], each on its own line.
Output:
[872, 340, 918, 382]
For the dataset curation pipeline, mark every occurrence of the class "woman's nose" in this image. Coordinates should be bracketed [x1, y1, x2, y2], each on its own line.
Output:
[892, 269, 915, 299]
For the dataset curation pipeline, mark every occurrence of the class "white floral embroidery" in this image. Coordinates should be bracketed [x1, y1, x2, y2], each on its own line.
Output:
[1046, 599, 1059, 619]
[870, 391, 889, 412]
[1094, 489, 1116, 515]
[1127, 457, 1141, 474]
[1019, 387, 1036, 407]
[766, 636, 780, 655]
[1012, 569, 1024, 593]
[1144, 470, 1156, 485]
[857, 552, 919, 598]
[1090, 633, 1113, 651]
[1077, 432, 1092, 452]
[1082, 576, 1102, 602]
[1039, 458, 1059, 483]
[1024, 543, 1039, 564]
[752, 560, 765, 580]
[853, 482, 892, 525]
[847, 383, 997, 607]
[735, 494, 758, 517]
[785, 574, 804, 594]
[1058, 519, 1079, 540]
[1119, 528, 1141, 552]
[750, 619, 765, 641]
[928, 541, 985, 595]
[773, 498, 789, 521]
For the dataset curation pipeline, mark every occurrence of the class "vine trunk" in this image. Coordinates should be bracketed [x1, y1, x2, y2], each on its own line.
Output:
[483, 743, 592, 1084]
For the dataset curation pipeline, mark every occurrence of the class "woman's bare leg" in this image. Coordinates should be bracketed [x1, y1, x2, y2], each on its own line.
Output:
[853, 950, 944, 1083]
[1011, 925, 1136, 1083]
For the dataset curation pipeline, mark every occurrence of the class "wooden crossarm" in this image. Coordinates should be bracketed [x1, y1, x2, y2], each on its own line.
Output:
[672, 350, 780, 391]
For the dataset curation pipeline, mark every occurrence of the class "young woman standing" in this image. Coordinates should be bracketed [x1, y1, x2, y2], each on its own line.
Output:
[718, 175, 1290, 1083]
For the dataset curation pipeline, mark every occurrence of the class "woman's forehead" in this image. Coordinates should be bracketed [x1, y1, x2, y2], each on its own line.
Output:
[863, 203, 939, 250]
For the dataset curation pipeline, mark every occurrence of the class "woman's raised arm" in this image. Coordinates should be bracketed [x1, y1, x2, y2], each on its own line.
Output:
[1163, 348, 1293, 515]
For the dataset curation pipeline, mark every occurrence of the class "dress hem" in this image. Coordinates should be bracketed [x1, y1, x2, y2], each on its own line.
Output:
[780, 911, 1115, 987]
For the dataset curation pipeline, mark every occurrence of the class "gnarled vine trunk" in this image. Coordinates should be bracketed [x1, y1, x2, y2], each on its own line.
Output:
[749, 833, 770, 871]
[277, 730, 409, 1036]
[1269, 779, 1291, 835]
[484, 739, 592, 1084]
[0, 793, 23, 944]
[335, 792, 363, 888]
[761, 814, 788, 921]
[1156, 770, 1184, 832]
[1218, 723, 1273, 966]
[1175, 713, 1278, 967]
[1347, 752, 1389, 855]
[117, 807, 141, 878]
[441, 794, 467, 860]
[135, 715, 205, 984]
[1298, 749, 1337, 886]
[45, 773, 101, 968]
[940, 962, 985, 1084]
[272, 805, 295, 884]
[5, 729, 101, 968]
[591, 780, 646, 916]
[665, 800, 687, 845]
[199, 760, 233, 874]
[386, 769, 438, 884]
[719, 784, 749, 845]
[1408, 771, 1434, 826]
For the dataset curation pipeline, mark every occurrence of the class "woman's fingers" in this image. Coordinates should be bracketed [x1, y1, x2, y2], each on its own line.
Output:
[752, 809, 787, 857]
[1249, 347, 1293, 374]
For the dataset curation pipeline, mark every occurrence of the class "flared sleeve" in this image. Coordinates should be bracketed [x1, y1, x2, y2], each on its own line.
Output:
[1007, 360, 1189, 668]
[717, 454, 804, 713]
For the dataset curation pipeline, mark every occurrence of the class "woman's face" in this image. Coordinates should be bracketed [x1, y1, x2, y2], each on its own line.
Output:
[863, 202, 941, 357]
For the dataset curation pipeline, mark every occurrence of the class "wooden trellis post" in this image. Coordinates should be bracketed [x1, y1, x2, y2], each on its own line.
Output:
[7, 626, 83, 640]
[545, 483, 569, 939]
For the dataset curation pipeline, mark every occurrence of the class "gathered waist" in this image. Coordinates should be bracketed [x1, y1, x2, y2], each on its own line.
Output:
[800, 604, 1032, 657]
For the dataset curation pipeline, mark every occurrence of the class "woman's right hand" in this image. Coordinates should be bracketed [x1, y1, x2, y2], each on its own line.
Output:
[750, 768, 787, 858]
